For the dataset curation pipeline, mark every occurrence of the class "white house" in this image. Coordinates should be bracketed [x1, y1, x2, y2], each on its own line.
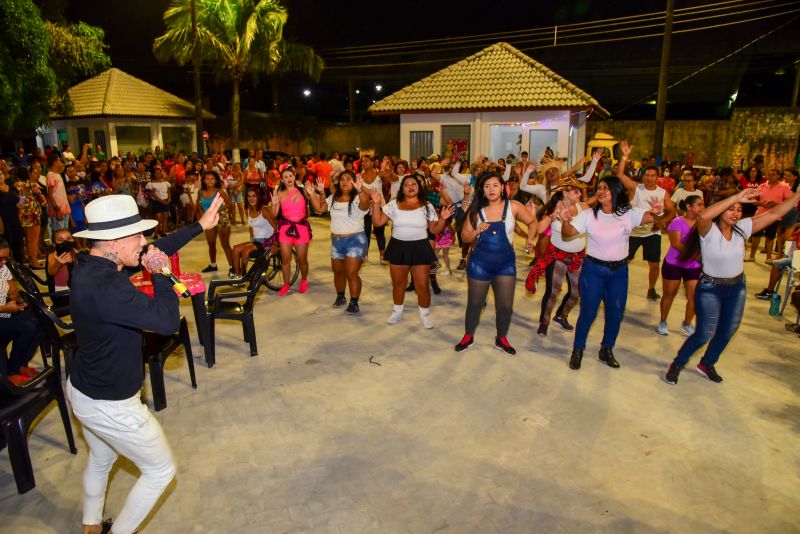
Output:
[369, 42, 608, 166]
[40, 68, 214, 157]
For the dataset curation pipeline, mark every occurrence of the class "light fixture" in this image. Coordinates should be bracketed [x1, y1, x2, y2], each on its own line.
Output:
[355, 89, 360, 94]
[645, 100, 657, 105]
[375, 84, 382, 92]
[730, 91, 738, 102]
[303, 89, 311, 97]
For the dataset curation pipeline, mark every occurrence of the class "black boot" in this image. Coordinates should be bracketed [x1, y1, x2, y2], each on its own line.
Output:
[599, 346, 620, 368]
[569, 348, 583, 370]
[430, 274, 442, 295]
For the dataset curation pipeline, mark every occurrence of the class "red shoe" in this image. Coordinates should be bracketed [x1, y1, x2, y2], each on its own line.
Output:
[298, 280, 309, 293]
[8, 374, 29, 386]
[20, 367, 40, 379]
[277, 284, 290, 296]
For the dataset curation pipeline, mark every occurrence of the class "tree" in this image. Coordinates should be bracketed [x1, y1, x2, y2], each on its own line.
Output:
[153, 0, 324, 160]
[0, 0, 110, 134]
[0, 0, 57, 133]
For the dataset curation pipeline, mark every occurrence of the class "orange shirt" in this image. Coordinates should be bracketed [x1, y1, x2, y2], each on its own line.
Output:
[314, 161, 332, 188]
[756, 181, 792, 216]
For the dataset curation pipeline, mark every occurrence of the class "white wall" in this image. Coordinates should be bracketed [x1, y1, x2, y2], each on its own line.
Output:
[399, 109, 577, 165]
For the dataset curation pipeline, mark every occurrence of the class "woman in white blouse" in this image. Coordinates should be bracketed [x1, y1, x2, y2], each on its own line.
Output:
[306, 171, 370, 315]
[370, 175, 454, 328]
[665, 186, 800, 385]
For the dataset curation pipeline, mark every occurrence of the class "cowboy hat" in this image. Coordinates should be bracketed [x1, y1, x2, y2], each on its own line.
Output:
[551, 175, 588, 193]
[74, 195, 157, 240]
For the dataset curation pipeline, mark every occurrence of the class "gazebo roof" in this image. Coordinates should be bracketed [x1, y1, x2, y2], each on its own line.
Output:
[369, 42, 608, 117]
[52, 68, 215, 120]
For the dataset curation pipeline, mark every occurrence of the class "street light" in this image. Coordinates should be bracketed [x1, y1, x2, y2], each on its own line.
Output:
[355, 89, 360, 94]
[303, 89, 311, 97]
[375, 84, 382, 92]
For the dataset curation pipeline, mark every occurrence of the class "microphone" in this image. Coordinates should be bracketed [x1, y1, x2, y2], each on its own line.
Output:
[160, 268, 191, 298]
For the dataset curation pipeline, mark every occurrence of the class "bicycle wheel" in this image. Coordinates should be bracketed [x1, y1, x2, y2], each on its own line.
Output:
[264, 253, 283, 290]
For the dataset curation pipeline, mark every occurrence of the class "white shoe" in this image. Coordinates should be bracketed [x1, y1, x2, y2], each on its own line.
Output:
[387, 310, 403, 325]
[657, 321, 669, 336]
[420, 313, 434, 329]
[680, 323, 695, 336]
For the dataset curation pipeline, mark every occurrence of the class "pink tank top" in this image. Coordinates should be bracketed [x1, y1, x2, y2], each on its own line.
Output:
[280, 191, 306, 222]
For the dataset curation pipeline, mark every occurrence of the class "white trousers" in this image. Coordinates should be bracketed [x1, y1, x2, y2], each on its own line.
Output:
[67, 381, 176, 534]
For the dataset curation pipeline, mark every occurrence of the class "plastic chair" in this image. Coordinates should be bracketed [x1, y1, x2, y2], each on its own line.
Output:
[20, 291, 76, 378]
[0, 367, 77, 494]
[201, 253, 270, 367]
[7, 261, 70, 318]
[142, 316, 197, 411]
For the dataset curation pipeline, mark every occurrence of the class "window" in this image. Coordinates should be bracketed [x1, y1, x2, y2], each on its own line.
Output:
[77, 128, 91, 150]
[161, 126, 194, 154]
[529, 129, 558, 161]
[409, 131, 433, 162]
[115, 126, 151, 156]
[441, 125, 470, 162]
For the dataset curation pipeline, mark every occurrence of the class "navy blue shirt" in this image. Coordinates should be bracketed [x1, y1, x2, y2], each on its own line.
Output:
[69, 223, 203, 400]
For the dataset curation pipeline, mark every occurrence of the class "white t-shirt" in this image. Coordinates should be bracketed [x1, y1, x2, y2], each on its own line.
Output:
[382, 200, 438, 241]
[671, 188, 702, 208]
[146, 181, 170, 202]
[327, 196, 367, 235]
[630, 184, 666, 237]
[569, 208, 646, 261]
[700, 218, 753, 278]
[0, 265, 12, 318]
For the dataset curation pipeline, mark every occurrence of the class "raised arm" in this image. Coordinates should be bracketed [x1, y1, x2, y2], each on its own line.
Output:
[617, 141, 639, 196]
[304, 178, 327, 214]
[577, 148, 603, 183]
[428, 204, 455, 234]
[450, 161, 472, 184]
[370, 189, 389, 227]
[751, 190, 800, 234]
[696, 188, 757, 236]
[502, 162, 512, 182]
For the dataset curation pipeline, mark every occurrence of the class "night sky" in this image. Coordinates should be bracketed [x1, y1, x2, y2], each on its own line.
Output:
[64, 0, 800, 121]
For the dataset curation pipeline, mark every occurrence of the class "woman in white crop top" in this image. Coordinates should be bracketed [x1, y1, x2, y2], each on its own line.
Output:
[306, 171, 370, 314]
[230, 188, 277, 277]
[559, 175, 666, 371]
[371, 174, 454, 328]
[666, 186, 800, 385]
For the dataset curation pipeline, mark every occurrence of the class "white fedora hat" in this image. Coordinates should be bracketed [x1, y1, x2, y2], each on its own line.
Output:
[74, 195, 157, 240]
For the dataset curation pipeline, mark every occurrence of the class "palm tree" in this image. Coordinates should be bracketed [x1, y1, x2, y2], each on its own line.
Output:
[153, 0, 324, 160]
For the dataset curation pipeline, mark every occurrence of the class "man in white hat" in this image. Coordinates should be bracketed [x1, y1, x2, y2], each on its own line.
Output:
[67, 193, 223, 534]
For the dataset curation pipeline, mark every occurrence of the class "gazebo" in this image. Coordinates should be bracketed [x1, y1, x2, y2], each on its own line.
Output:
[369, 42, 608, 165]
[40, 68, 215, 157]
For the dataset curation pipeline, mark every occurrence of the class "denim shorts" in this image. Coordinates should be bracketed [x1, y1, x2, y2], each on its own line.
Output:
[230, 190, 243, 204]
[331, 232, 367, 260]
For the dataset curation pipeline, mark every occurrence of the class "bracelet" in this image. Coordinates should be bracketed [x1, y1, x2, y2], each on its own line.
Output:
[653, 211, 664, 217]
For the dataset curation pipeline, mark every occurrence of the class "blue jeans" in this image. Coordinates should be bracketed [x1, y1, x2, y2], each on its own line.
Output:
[573, 260, 629, 350]
[673, 277, 746, 368]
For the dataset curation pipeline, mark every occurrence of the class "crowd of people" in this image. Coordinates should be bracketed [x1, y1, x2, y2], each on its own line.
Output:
[1, 141, 799, 388]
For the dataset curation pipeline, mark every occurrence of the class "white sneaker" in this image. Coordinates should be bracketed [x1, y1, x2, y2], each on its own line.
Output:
[657, 321, 669, 336]
[387, 310, 403, 325]
[419, 313, 434, 329]
[680, 323, 695, 336]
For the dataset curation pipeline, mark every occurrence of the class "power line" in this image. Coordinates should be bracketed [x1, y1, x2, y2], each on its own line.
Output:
[320, 0, 783, 56]
[323, 0, 796, 62]
[611, 13, 800, 116]
[324, 7, 800, 70]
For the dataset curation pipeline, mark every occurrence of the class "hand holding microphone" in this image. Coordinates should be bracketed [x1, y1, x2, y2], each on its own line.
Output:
[141, 246, 191, 298]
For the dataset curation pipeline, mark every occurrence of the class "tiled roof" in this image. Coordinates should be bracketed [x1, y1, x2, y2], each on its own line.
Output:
[369, 42, 608, 117]
[53, 68, 215, 119]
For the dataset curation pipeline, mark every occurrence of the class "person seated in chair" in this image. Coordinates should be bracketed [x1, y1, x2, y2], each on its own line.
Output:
[45, 228, 77, 309]
[230, 187, 277, 276]
[754, 222, 800, 300]
[0, 238, 43, 385]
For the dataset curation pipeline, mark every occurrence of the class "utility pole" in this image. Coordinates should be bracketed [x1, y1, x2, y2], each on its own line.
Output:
[190, 0, 204, 158]
[348, 79, 356, 124]
[792, 58, 800, 108]
[653, 0, 674, 162]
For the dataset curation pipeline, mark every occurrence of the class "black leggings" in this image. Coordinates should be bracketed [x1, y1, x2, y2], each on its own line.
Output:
[363, 214, 386, 254]
[465, 275, 516, 338]
[539, 259, 580, 324]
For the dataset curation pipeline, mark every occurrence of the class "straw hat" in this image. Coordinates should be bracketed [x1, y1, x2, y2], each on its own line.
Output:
[551, 174, 587, 193]
[74, 195, 157, 240]
[537, 152, 564, 182]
